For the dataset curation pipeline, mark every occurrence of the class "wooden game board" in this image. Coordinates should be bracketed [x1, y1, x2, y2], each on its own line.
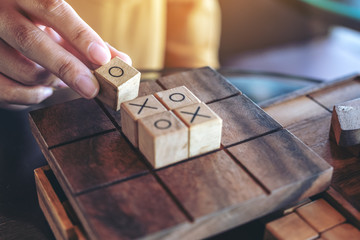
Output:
[29, 67, 333, 240]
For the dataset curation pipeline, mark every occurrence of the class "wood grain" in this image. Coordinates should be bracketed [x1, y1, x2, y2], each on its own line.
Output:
[50, 131, 148, 194]
[29, 98, 115, 148]
[331, 98, 360, 146]
[264, 213, 318, 240]
[296, 199, 346, 232]
[104, 80, 164, 128]
[35, 166, 79, 240]
[157, 67, 240, 103]
[323, 187, 360, 228]
[154, 86, 200, 110]
[138, 111, 188, 168]
[173, 102, 222, 157]
[75, 174, 187, 240]
[209, 95, 281, 146]
[264, 96, 329, 128]
[156, 150, 265, 219]
[121, 95, 167, 147]
[309, 79, 360, 111]
[321, 223, 360, 240]
[288, 114, 360, 211]
[94, 56, 141, 111]
[227, 129, 332, 192]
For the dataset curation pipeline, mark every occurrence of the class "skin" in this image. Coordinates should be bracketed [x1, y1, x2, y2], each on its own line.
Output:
[0, 0, 132, 110]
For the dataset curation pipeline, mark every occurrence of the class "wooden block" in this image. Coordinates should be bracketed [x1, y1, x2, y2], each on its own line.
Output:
[154, 86, 200, 110]
[50, 131, 148, 194]
[94, 56, 141, 111]
[75, 174, 187, 240]
[157, 67, 240, 103]
[331, 98, 360, 147]
[138, 111, 188, 168]
[103, 80, 164, 128]
[156, 151, 265, 219]
[120, 95, 167, 147]
[29, 98, 115, 148]
[34, 166, 77, 240]
[264, 96, 329, 128]
[296, 199, 346, 232]
[264, 213, 319, 240]
[309, 80, 360, 111]
[324, 187, 360, 229]
[321, 223, 360, 240]
[173, 102, 222, 157]
[228, 129, 332, 192]
[208, 95, 281, 146]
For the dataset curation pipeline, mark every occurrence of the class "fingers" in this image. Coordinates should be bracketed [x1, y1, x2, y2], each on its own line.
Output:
[0, 73, 53, 107]
[0, 38, 65, 87]
[0, 9, 99, 98]
[106, 43, 132, 66]
[16, 0, 111, 65]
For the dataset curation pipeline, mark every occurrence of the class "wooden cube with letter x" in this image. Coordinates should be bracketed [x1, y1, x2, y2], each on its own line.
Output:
[138, 111, 188, 168]
[174, 102, 222, 157]
[94, 56, 141, 111]
[121, 95, 167, 147]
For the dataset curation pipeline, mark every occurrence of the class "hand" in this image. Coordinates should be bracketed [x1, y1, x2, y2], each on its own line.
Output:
[0, 0, 131, 110]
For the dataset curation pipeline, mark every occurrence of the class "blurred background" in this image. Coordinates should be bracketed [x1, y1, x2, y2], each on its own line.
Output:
[217, 0, 360, 103]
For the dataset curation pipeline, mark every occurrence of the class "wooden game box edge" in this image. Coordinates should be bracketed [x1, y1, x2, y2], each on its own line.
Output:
[35, 166, 86, 240]
[34, 162, 333, 240]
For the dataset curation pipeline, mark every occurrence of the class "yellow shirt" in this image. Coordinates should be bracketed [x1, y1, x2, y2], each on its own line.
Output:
[67, 0, 220, 69]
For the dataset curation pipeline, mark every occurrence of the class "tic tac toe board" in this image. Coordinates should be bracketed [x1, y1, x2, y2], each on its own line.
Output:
[29, 67, 333, 240]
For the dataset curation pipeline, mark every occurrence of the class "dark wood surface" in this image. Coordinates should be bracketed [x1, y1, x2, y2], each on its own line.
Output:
[157, 67, 240, 103]
[208, 94, 281, 146]
[50, 131, 148, 194]
[28, 67, 332, 239]
[227, 129, 331, 192]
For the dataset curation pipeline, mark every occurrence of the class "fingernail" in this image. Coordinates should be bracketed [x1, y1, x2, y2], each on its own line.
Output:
[88, 42, 111, 65]
[120, 52, 132, 66]
[75, 75, 99, 99]
[42, 87, 54, 98]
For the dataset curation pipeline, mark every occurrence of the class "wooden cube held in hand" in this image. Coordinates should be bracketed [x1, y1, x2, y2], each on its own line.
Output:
[121, 95, 167, 147]
[94, 57, 141, 111]
[331, 98, 360, 146]
[155, 86, 200, 110]
[174, 102, 222, 157]
[138, 111, 188, 168]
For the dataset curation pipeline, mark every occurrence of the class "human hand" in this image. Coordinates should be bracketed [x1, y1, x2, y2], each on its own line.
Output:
[0, 0, 131, 110]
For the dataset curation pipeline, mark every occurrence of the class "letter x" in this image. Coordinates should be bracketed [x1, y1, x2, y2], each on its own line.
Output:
[129, 98, 158, 114]
[180, 106, 211, 123]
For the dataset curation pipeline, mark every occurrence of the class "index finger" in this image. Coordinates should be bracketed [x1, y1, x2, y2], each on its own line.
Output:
[16, 0, 111, 66]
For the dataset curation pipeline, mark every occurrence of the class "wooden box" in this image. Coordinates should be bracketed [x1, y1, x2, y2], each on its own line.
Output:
[30, 67, 333, 240]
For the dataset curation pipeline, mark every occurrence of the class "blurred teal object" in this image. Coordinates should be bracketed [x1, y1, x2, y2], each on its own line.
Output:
[300, 0, 360, 21]
[220, 70, 321, 103]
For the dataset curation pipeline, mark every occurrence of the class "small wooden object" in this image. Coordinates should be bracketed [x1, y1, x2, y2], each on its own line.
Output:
[35, 166, 85, 240]
[94, 56, 141, 111]
[174, 102, 222, 157]
[264, 213, 319, 240]
[296, 199, 346, 232]
[138, 111, 188, 168]
[331, 98, 360, 147]
[321, 223, 360, 240]
[121, 95, 167, 147]
[154, 86, 200, 110]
